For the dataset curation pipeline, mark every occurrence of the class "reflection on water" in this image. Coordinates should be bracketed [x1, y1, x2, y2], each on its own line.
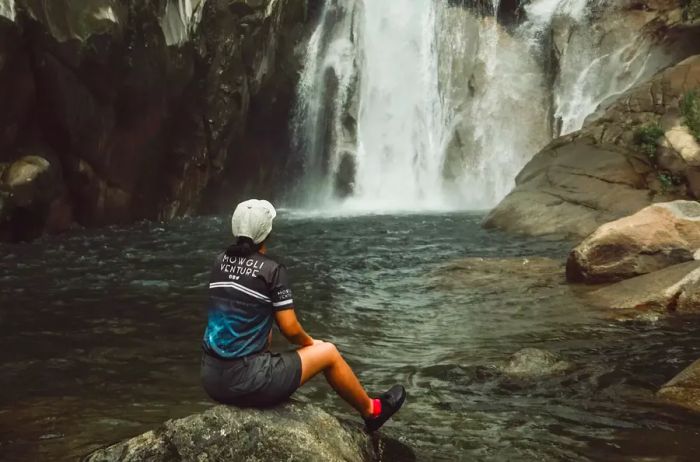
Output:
[1, 212, 700, 461]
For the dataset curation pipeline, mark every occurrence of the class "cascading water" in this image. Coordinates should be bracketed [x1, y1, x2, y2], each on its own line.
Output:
[292, 0, 676, 211]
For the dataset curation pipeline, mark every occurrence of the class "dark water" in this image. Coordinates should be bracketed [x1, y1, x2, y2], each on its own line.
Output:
[1, 212, 700, 461]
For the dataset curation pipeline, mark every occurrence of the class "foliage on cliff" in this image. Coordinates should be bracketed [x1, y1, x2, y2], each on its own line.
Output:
[683, 0, 700, 21]
[681, 90, 700, 140]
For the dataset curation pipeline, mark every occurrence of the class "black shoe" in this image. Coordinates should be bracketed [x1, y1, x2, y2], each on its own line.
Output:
[364, 384, 406, 432]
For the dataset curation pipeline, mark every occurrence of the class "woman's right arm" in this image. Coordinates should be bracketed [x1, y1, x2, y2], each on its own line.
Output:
[274, 309, 314, 347]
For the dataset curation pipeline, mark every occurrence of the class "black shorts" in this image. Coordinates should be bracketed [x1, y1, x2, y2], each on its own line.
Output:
[200, 350, 302, 407]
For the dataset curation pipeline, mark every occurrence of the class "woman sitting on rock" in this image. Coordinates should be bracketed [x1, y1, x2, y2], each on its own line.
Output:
[200, 199, 406, 432]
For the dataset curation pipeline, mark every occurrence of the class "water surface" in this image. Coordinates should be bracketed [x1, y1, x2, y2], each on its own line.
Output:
[1, 212, 700, 461]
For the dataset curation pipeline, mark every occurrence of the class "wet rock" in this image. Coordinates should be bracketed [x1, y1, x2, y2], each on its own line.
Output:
[566, 201, 700, 283]
[498, 348, 573, 378]
[590, 260, 700, 313]
[0, 152, 73, 240]
[658, 358, 700, 413]
[85, 404, 376, 462]
[485, 54, 700, 238]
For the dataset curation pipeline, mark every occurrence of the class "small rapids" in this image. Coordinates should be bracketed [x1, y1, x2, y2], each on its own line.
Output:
[2, 213, 700, 460]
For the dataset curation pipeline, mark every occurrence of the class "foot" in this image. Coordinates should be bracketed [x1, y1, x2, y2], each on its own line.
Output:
[364, 385, 406, 432]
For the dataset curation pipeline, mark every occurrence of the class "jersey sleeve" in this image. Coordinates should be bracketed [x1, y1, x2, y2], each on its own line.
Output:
[269, 264, 294, 311]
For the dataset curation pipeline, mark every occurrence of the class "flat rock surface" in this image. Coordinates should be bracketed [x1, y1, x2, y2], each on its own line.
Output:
[85, 403, 376, 462]
[589, 260, 700, 313]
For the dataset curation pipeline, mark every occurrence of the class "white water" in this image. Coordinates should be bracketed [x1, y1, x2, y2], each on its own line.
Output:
[292, 0, 674, 211]
[160, 0, 205, 46]
[347, 1, 448, 209]
[0, 0, 15, 21]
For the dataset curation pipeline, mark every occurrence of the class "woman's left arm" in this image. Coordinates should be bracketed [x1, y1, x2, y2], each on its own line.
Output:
[274, 309, 314, 347]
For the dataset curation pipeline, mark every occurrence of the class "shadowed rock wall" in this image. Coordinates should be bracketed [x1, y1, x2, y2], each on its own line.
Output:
[0, 0, 313, 241]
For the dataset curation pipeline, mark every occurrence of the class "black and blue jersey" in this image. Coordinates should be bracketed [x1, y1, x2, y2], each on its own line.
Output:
[202, 250, 294, 359]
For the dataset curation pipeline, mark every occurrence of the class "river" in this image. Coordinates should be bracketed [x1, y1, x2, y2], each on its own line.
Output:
[2, 212, 700, 461]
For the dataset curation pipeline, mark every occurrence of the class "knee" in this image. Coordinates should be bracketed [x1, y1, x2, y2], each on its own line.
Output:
[320, 341, 340, 359]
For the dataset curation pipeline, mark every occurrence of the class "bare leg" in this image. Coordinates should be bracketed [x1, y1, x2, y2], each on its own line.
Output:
[297, 341, 373, 417]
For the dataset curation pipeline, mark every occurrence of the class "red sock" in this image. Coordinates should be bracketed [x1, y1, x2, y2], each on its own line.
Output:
[370, 398, 382, 418]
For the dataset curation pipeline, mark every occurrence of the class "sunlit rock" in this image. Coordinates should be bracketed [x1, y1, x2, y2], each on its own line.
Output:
[658, 358, 700, 413]
[566, 201, 700, 283]
[498, 348, 573, 378]
[85, 404, 378, 462]
[590, 260, 700, 313]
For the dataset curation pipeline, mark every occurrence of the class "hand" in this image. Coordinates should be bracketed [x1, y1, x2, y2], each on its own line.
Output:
[311, 338, 325, 346]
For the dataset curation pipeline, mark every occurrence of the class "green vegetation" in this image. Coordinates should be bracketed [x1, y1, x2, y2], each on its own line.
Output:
[683, 0, 700, 21]
[633, 123, 684, 192]
[658, 171, 685, 191]
[680, 89, 700, 141]
[634, 123, 664, 159]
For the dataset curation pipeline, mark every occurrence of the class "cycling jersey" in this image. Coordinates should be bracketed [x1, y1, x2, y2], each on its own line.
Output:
[202, 250, 294, 359]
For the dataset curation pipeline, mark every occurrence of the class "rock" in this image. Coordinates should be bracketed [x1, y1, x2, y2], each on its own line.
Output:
[85, 404, 377, 462]
[566, 201, 700, 283]
[658, 358, 700, 413]
[589, 260, 700, 313]
[0, 151, 73, 240]
[483, 137, 663, 238]
[485, 54, 700, 238]
[498, 348, 573, 378]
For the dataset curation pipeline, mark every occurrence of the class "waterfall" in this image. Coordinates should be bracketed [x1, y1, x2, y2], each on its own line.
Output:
[160, 0, 205, 46]
[291, 0, 674, 211]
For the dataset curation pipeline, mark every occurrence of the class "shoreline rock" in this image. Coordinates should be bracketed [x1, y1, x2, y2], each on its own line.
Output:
[84, 403, 381, 462]
[658, 358, 700, 413]
[566, 201, 700, 283]
[589, 260, 700, 313]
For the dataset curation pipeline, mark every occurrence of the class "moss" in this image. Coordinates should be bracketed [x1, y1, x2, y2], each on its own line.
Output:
[683, 0, 700, 21]
[634, 123, 664, 160]
[681, 90, 700, 141]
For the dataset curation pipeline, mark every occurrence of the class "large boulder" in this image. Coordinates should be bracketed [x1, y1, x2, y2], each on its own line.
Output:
[485, 54, 700, 238]
[658, 358, 700, 413]
[566, 201, 700, 283]
[589, 260, 700, 313]
[85, 404, 378, 462]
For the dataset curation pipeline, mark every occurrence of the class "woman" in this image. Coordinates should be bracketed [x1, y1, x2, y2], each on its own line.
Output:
[200, 199, 406, 432]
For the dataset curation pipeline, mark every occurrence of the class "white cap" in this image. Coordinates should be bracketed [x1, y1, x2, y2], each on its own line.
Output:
[231, 199, 277, 244]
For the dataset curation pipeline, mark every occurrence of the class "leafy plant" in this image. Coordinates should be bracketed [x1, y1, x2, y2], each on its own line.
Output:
[683, 0, 700, 21]
[680, 89, 700, 141]
[658, 171, 685, 192]
[634, 123, 664, 159]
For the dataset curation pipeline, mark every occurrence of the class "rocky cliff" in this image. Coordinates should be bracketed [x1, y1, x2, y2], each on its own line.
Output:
[484, 50, 700, 238]
[0, 0, 313, 241]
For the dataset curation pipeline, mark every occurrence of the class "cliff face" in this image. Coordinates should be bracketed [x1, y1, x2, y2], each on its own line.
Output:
[483, 2, 700, 239]
[0, 0, 312, 241]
